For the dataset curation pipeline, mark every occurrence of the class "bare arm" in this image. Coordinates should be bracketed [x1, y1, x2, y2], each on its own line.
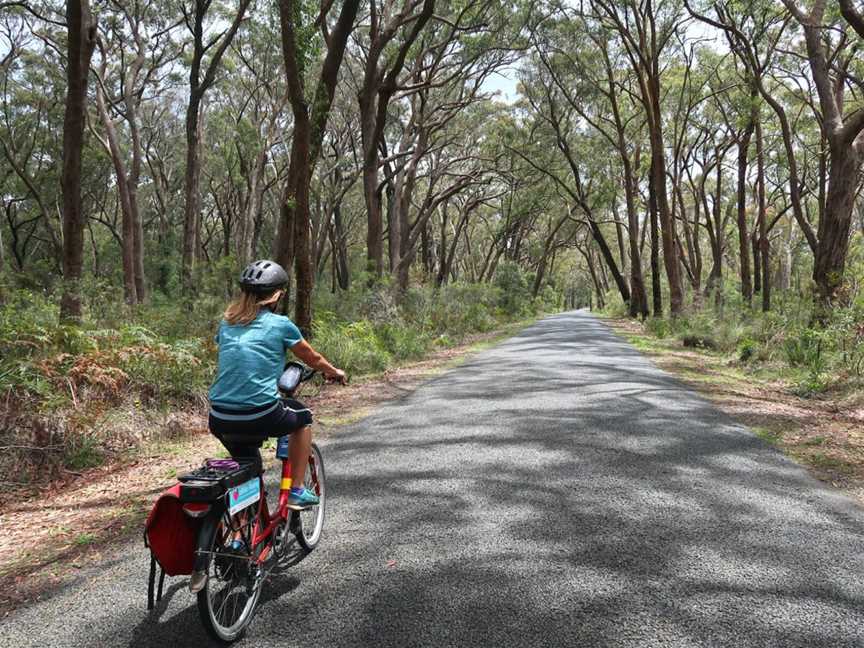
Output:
[290, 340, 347, 384]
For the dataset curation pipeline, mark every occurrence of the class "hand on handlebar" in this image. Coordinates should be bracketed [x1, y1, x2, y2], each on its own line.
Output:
[325, 368, 348, 385]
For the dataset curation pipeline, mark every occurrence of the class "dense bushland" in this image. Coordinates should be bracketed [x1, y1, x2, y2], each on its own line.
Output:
[604, 245, 864, 398]
[0, 263, 554, 486]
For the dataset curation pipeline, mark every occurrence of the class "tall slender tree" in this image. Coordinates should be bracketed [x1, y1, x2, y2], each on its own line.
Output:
[60, 0, 98, 323]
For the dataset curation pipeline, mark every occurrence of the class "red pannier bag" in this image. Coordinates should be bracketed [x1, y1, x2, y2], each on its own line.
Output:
[143, 484, 207, 609]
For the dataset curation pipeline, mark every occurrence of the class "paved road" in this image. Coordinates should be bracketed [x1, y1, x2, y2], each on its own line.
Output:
[3, 311, 864, 648]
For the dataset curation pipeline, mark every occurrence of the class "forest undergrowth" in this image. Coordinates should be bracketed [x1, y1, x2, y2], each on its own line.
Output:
[0, 266, 555, 492]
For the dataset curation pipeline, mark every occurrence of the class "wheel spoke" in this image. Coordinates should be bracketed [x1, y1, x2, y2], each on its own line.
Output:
[294, 444, 325, 549]
[229, 584, 239, 626]
[214, 586, 230, 623]
[198, 512, 265, 641]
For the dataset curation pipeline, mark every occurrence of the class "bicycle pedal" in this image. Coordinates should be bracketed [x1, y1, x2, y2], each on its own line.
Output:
[189, 570, 207, 593]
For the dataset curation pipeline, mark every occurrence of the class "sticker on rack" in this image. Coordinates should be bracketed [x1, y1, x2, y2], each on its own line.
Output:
[227, 478, 260, 515]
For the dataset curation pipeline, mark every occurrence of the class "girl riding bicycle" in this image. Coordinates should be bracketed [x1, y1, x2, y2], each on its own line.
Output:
[208, 259, 346, 510]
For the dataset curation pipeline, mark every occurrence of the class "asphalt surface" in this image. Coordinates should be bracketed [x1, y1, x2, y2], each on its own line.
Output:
[2, 310, 864, 648]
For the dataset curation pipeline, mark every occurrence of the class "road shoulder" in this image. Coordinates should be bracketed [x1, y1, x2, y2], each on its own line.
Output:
[603, 315, 864, 504]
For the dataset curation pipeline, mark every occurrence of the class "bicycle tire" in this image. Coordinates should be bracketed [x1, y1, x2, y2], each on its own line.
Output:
[196, 508, 264, 643]
[294, 442, 326, 550]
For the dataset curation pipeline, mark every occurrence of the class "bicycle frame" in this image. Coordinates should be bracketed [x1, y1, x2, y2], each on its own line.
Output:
[246, 451, 321, 564]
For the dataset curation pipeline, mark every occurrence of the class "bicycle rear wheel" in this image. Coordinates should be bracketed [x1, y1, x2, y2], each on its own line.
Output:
[196, 509, 264, 643]
[293, 442, 326, 550]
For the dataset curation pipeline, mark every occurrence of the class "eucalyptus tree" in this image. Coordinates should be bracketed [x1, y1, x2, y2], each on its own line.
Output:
[91, 0, 181, 304]
[781, 0, 864, 305]
[471, 120, 552, 285]
[399, 129, 502, 292]
[529, 7, 649, 317]
[60, 0, 98, 323]
[179, 0, 252, 291]
[387, 41, 517, 292]
[517, 56, 631, 308]
[590, 0, 685, 315]
[352, 0, 435, 278]
[219, 9, 289, 266]
[0, 10, 65, 272]
[275, 0, 363, 333]
[686, 0, 864, 308]
[674, 52, 741, 306]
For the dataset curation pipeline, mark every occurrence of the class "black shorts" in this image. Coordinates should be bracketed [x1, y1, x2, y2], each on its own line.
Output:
[208, 398, 313, 461]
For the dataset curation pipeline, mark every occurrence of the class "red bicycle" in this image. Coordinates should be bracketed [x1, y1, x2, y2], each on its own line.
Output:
[180, 363, 326, 643]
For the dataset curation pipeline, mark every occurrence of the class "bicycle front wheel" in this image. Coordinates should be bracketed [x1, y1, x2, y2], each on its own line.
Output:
[293, 442, 326, 550]
[196, 510, 264, 643]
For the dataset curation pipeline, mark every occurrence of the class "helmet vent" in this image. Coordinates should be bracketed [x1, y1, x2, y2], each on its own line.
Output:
[239, 259, 288, 293]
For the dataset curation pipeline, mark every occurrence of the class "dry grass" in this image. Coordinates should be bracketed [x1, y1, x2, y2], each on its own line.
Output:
[605, 317, 864, 499]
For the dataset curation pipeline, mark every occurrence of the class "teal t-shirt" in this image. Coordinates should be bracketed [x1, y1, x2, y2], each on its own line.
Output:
[208, 310, 304, 409]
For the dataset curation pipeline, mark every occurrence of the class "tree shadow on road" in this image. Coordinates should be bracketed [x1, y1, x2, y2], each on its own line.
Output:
[307, 312, 864, 647]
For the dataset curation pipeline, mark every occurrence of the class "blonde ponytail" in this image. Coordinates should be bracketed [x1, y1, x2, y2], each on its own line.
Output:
[224, 290, 284, 325]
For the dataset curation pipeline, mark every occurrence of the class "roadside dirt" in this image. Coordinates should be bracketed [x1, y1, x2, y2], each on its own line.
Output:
[0, 325, 523, 612]
[605, 317, 864, 501]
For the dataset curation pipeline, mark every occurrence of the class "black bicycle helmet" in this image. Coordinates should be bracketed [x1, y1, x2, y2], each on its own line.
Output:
[239, 259, 289, 294]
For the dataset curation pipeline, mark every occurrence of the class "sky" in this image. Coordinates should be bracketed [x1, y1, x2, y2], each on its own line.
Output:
[482, 68, 520, 104]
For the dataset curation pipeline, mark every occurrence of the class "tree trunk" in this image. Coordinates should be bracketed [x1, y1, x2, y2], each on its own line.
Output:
[648, 165, 662, 317]
[181, 93, 202, 290]
[814, 141, 862, 303]
[95, 82, 138, 304]
[278, 110, 313, 335]
[60, 0, 97, 324]
[386, 180, 398, 273]
[127, 88, 146, 302]
[276, 0, 360, 330]
[613, 204, 627, 277]
[421, 221, 432, 279]
[623, 165, 648, 318]
[274, 196, 295, 295]
[435, 203, 450, 287]
[358, 65, 384, 278]
[736, 121, 754, 307]
[363, 166, 384, 277]
[333, 204, 349, 290]
[646, 76, 683, 315]
[756, 118, 769, 311]
[752, 231, 761, 295]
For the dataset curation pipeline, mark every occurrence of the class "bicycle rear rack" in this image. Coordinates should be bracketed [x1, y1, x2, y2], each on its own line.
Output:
[147, 556, 166, 611]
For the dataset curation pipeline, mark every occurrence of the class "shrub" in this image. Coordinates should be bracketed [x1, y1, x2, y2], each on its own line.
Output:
[313, 315, 392, 375]
[783, 328, 826, 373]
[426, 283, 501, 338]
[378, 322, 432, 361]
[493, 261, 532, 317]
[645, 316, 673, 339]
[738, 338, 757, 363]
